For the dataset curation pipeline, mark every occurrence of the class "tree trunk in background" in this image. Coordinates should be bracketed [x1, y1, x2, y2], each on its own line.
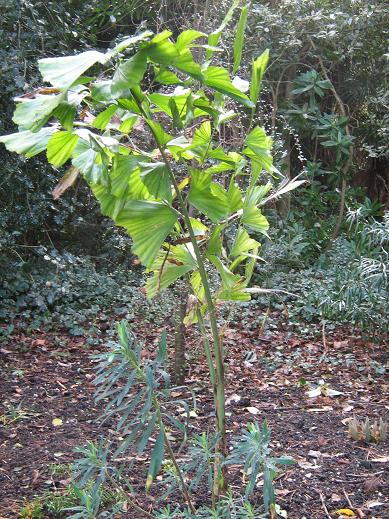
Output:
[277, 66, 295, 217]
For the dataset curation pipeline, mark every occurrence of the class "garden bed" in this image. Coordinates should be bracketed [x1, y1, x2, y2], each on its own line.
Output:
[0, 320, 388, 518]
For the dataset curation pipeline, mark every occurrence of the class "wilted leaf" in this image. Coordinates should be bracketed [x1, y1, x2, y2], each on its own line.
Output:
[52, 167, 79, 199]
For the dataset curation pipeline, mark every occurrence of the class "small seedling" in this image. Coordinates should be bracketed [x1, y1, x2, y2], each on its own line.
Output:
[0, 403, 37, 426]
[20, 500, 43, 519]
[348, 417, 388, 444]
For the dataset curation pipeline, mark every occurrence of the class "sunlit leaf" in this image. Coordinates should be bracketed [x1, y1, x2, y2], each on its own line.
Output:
[203, 66, 254, 108]
[233, 4, 249, 74]
[242, 205, 269, 235]
[188, 169, 229, 222]
[207, 0, 241, 59]
[111, 50, 148, 96]
[230, 228, 259, 258]
[39, 50, 106, 89]
[13, 94, 64, 131]
[146, 35, 179, 65]
[109, 30, 153, 56]
[250, 49, 269, 106]
[47, 131, 79, 167]
[243, 126, 273, 172]
[92, 105, 118, 130]
[0, 128, 55, 158]
[176, 29, 205, 52]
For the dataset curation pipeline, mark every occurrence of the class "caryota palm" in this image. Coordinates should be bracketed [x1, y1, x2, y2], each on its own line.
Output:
[0, 1, 299, 508]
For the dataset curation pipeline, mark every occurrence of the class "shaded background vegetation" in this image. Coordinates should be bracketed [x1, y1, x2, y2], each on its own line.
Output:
[1, 0, 388, 337]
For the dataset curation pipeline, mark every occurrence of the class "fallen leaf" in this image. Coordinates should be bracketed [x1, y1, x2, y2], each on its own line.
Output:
[335, 509, 355, 517]
[52, 418, 63, 426]
[364, 500, 385, 508]
[246, 406, 260, 415]
[226, 394, 241, 405]
[364, 477, 382, 492]
[307, 387, 322, 398]
[307, 406, 333, 412]
[307, 450, 322, 459]
[370, 456, 389, 463]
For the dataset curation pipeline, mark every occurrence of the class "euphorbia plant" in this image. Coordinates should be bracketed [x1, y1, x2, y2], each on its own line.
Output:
[0, 1, 300, 504]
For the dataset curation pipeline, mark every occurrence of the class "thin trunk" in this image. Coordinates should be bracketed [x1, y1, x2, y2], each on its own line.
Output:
[310, 38, 353, 246]
[139, 102, 227, 500]
[174, 283, 187, 385]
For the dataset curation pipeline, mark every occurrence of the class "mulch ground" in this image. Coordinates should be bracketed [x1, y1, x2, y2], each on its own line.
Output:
[0, 319, 388, 519]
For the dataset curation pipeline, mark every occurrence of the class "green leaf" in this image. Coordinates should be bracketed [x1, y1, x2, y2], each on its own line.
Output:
[233, 5, 249, 74]
[139, 161, 172, 201]
[228, 180, 243, 212]
[203, 66, 254, 108]
[207, 0, 241, 59]
[12, 94, 64, 132]
[0, 128, 55, 158]
[73, 148, 101, 182]
[146, 245, 197, 298]
[218, 286, 251, 301]
[245, 182, 272, 207]
[209, 255, 250, 301]
[47, 131, 79, 167]
[147, 119, 173, 147]
[243, 126, 273, 172]
[53, 102, 77, 131]
[109, 30, 153, 56]
[242, 205, 269, 235]
[176, 30, 205, 52]
[146, 35, 179, 65]
[190, 217, 208, 236]
[188, 169, 229, 222]
[250, 49, 269, 106]
[92, 105, 118, 130]
[137, 414, 158, 453]
[39, 50, 106, 90]
[207, 225, 223, 256]
[91, 81, 113, 102]
[153, 67, 181, 85]
[146, 428, 165, 490]
[111, 50, 148, 96]
[116, 201, 177, 267]
[156, 331, 168, 364]
[174, 49, 203, 80]
[208, 254, 241, 289]
[119, 113, 139, 134]
[111, 154, 148, 200]
[169, 98, 184, 129]
[230, 227, 259, 258]
[189, 120, 212, 162]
